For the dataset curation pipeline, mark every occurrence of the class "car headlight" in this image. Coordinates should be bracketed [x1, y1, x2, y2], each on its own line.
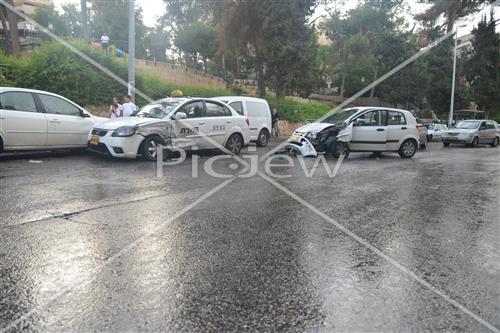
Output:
[112, 126, 138, 137]
[306, 132, 318, 140]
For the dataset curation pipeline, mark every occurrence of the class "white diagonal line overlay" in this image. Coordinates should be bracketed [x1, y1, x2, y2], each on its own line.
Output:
[0, 0, 252, 171]
[257, 171, 500, 333]
[0, 178, 236, 333]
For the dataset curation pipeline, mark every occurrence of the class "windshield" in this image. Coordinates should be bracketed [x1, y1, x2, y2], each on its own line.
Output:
[134, 99, 183, 118]
[321, 108, 359, 124]
[456, 121, 480, 129]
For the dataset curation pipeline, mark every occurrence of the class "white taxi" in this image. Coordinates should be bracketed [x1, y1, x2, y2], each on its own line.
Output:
[88, 97, 250, 160]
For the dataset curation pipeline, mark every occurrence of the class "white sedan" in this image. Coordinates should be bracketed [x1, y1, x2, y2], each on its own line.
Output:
[426, 123, 448, 141]
[0, 87, 105, 153]
[88, 97, 251, 160]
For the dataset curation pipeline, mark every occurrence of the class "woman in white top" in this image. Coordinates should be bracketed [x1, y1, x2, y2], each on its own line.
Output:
[109, 96, 121, 118]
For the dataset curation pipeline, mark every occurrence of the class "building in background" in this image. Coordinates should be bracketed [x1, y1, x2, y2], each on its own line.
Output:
[1, 0, 53, 51]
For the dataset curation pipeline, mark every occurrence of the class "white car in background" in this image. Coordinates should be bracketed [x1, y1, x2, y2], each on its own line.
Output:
[426, 123, 448, 141]
[0, 87, 105, 153]
[215, 96, 272, 147]
[88, 97, 250, 160]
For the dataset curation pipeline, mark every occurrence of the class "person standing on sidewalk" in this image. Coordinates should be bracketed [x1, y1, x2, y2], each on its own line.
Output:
[120, 95, 137, 117]
[109, 96, 121, 118]
[100, 32, 110, 50]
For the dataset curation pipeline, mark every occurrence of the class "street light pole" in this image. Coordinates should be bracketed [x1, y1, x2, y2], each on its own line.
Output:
[448, 31, 458, 128]
[128, 0, 135, 102]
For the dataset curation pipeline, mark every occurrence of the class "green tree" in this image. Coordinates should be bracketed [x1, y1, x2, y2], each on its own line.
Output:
[90, 1, 148, 58]
[32, 4, 82, 38]
[174, 21, 217, 70]
[416, 0, 489, 33]
[262, 0, 318, 100]
[465, 12, 500, 118]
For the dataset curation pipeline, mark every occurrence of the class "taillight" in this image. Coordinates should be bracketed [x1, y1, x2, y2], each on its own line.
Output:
[416, 124, 422, 129]
[245, 117, 250, 126]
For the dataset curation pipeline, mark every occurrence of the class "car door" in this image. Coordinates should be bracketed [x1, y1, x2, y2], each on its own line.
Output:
[244, 101, 266, 140]
[386, 110, 409, 150]
[0, 91, 47, 148]
[37, 93, 93, 147]
[204, 101, 234, 146]
[485, 121, 497, 142]
[477, 121, 489, 143]
[350, 110, 387, 151]
[171, 100, 208, 149]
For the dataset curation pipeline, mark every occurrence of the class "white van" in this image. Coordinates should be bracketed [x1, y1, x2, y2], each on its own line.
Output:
[215, 96, 272, 147]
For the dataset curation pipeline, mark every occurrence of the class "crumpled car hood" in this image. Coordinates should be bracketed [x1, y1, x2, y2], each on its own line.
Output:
[94, 117, 164, 130]
[294, 122, 337, 134]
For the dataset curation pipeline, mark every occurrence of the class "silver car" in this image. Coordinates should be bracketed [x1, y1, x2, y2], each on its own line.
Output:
[442, 119, 500, 147]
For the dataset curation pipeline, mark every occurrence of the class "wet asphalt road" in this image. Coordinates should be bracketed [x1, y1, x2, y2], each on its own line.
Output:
[0, 142, 499, 332]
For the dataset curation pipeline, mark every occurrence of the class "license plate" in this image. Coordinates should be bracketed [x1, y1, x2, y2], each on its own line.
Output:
[90, 135, 99, 145]
[290, 135, 301, 142]
[447, 136, 457, 141]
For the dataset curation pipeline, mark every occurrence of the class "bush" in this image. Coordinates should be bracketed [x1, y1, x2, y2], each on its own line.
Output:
[0, 41, 233, 107]
[267, 96, 333, 123]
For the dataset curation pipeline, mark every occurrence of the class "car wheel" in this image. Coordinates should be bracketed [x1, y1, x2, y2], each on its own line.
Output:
[0, 137, 3, 153]
[420, 143, 427, 149]
[256, 129, 270, 147]
[491, 137, 499, 147]
[398, 139, 417, 158]
[141, 135, 164, 161]
[225, 133, 243, 155]
[471, 136, 479, 147]
[428, 134, 433, 142]
[332, 140, 350, 159]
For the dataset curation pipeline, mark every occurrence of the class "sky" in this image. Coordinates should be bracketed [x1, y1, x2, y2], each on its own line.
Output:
[56, 0, 499, 37]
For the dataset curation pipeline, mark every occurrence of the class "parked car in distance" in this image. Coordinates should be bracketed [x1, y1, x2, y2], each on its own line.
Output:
[214, 96, 272, 147]
[442, 119, 499, 147]
[287, 107, 421, 159]
[88, 97, 250, 160]
[0, 87, 105, 153]
[426, 123, 448, 141]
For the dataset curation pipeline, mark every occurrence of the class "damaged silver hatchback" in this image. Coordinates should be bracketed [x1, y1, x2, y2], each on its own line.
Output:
[286, 107, 420, 159]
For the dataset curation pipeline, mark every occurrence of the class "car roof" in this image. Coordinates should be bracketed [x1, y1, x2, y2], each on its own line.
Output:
[346, 106, 413, 113]
[214, 96, 268, 103]
[0, 86, 66, 98]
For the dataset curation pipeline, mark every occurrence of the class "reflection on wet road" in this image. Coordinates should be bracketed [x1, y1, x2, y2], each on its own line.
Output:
[1, 145, 499, 332]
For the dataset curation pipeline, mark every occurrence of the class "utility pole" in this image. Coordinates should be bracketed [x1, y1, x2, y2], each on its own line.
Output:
[128, 0, 135, 102]
[448, 32, 458, 128]
[448, 23, 467, 128]
[80, 0, 90, 42]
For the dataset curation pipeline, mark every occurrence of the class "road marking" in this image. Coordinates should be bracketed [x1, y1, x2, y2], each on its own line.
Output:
[257, 171, 500, 333]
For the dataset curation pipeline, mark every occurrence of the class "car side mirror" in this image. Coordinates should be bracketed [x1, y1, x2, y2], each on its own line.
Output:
[174, 112, 187, 120]
[80, 110, 90, 118]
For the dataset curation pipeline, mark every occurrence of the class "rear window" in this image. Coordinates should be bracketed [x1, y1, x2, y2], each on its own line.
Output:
[246, 101, 269, 118]
[387, 111, 406, 125]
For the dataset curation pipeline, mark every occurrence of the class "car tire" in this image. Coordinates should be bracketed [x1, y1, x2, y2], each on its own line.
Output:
[443, 142, 450, 147]
[398, 139, 417, 158]
[420, 143, 427, 149]
[471, 136, 479, 147]
[225, 133, 243, 155]
[491, 137, 499, 147]
[256, 129, 270, 147]
[428, 134, 433, 142]
[0, 136, 3, 154]
[332, 140, 350, 159]
[141, 135, 165, 161]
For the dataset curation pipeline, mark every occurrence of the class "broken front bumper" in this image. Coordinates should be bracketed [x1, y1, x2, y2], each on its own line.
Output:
[285, 136, 318, 157]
